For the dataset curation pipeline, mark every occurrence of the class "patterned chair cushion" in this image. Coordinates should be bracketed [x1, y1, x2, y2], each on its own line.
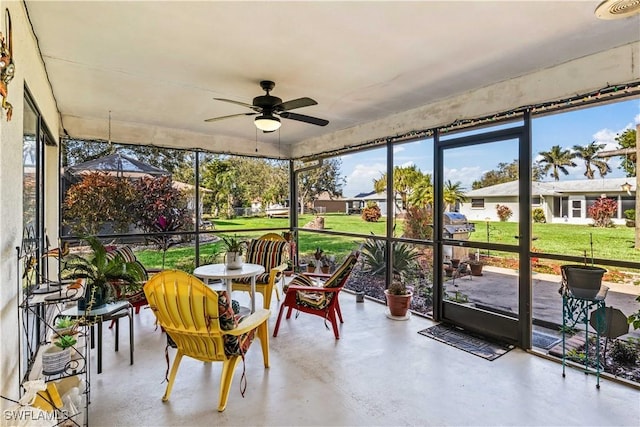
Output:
[218, 291, 255, 356]
[287, 253, 359, 310]
[235, 239, 289, 285]
[105, 246, 149, 280]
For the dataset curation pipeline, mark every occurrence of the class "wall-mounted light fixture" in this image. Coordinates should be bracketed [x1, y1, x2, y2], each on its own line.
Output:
[621, 181, 633, 195]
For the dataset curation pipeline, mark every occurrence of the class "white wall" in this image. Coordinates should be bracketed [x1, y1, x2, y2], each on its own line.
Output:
[460, 197, 519, 222]
[0, 1, 59, 402]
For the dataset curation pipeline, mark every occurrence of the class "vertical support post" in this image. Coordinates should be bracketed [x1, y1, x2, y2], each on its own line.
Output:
[635, 124, 639, 249]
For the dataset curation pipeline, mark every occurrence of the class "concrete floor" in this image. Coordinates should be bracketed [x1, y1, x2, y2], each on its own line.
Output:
[88, 289, 640, 427]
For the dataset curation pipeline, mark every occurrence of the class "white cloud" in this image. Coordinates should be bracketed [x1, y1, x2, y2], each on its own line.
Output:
[343, 162, 386, 197]
[393, 146, 405, 154]
[444, 166, 481, 189]
[635, 113, 640, 125]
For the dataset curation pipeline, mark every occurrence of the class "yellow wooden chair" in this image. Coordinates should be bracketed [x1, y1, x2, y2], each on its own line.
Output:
[232, 233, 289, 309]
[144, 270, 270, 412]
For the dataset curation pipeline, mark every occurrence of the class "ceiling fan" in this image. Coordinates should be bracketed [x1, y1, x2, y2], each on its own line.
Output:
[205, 80, 329, 132]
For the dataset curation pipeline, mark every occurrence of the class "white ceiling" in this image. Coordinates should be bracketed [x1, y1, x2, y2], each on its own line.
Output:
[24, 1, 640, 158]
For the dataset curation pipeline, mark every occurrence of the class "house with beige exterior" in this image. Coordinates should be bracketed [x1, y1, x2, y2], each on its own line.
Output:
[460, 177, 636, 225]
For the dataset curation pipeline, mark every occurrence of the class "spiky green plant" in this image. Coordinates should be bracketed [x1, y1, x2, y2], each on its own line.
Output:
[62, 236, 146, 305]
[361, 235, 420, 278]
[54, 335, 77, 349]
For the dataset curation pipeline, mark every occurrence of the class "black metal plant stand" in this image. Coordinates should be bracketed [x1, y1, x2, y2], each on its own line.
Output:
[561, 291, 607, 388]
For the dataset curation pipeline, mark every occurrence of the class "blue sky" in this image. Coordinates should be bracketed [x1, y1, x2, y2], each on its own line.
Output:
[339, 98, 640, 197]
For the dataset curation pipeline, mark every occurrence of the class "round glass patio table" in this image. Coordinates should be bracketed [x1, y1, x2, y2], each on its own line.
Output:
[193, 263, 265, 313]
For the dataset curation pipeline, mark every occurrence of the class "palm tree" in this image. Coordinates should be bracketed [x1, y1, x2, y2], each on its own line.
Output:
[373, 165, 423, 210]
[408, 173, 433, 208]
[443, 180, 468, 212]
[538, 145, 576, 181]
[572, 141, 611, 179]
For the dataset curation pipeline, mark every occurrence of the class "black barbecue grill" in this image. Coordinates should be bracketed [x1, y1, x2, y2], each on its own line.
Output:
[442, 212, 475, 239]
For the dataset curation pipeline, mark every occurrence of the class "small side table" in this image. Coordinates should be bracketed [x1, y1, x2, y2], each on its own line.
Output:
[59, 300, 133, 374]
[193, 263, 265, 313]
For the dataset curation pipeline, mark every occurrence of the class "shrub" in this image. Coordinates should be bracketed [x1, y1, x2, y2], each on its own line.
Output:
[361, 202, 381, 222]
[63, 172, 136, 235]
[361, 236, 420, 278]
[588, 196, 617, 227]
[610, 339, 639, 365]
[532, 207, 546, 223]
[496, 204, 513, 222]
[624, 209, 635, 220]
[132, 176, 192, 248]
[403, 206, 433, 239]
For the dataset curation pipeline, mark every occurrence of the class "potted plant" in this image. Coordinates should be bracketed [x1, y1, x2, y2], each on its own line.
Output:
[384, 274, 412, 319]
[42, 335, 77, 375]
[624, 209, 635, 228]
[284, 260, 294, 276]
[221, 235, 246, 269]
[63, 236, 146, 311]
[561, 264, 607, 299]
[307, 260, 316, 273]
[53, 316, 77, 337]
[468, 258, 484, 276]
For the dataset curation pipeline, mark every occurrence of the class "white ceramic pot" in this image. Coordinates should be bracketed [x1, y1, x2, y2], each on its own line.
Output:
[42, 345, 71, 375]
[225, 252, 243, 269]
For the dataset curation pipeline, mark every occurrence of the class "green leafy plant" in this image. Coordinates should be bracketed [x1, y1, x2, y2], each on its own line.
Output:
[221, 235, 246, 255]
[610, 339, 639, 365]
[532, 207, 546, 223]
[54, 335, 77, 349]
[361, 235, 420, 278]
[628, 295, 640, 330]
[63, 236, 146, 308]
[624, 209, 635, 220]
[387, 277, 409, 295]
[54, 316, 75, 329]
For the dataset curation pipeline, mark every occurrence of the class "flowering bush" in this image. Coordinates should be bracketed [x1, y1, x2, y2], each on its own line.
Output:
[496, 204, 513, 222]
[588, 196, 617, 227]
[403, 206, 433, 240]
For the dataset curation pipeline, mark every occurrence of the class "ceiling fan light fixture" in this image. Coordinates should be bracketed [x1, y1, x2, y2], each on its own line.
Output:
[255, 115, 281, 132]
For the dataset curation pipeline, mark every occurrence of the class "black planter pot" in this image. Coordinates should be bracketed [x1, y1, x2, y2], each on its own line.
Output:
[561, 265, 606, 300]
[77, 284, 108, 311]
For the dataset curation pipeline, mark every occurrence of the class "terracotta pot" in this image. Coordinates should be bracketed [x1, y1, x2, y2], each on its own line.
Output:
[470, 264, 483, 276]
[444, 267, 454, 277]
[321, 266, 330, 274]
[307, 266, 315, 273]
[451, 259, 460, 268]
[384, 290, 412, 317]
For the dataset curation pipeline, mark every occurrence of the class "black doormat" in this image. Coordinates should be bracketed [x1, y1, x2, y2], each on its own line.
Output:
[532, 330, 561, 350]
[418, 324, 514, 361]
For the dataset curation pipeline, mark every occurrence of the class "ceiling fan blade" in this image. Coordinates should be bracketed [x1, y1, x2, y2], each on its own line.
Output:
[213, 98, 258, 110]
[279, 111, 329, 126]
[204, 112, 256, 122]
[276, 97, 318, 112]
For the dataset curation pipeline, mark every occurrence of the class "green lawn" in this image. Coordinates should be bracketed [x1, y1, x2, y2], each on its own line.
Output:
[135, 213, 639, 270]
